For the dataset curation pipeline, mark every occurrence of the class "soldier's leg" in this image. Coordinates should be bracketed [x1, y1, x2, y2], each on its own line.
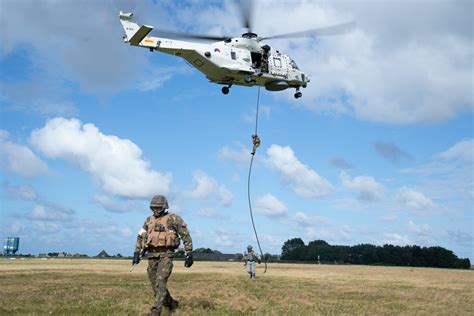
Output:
[147, 258, 159, 296]
[151, 256, 174, 314]
[246, 262, 252, 277]
[250, 262, 255, 278]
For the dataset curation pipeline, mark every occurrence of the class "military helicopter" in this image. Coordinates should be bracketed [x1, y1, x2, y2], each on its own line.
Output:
[118, 3, 353, 98]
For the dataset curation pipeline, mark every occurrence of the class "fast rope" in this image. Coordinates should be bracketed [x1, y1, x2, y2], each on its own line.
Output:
[247, 86, 267, 273]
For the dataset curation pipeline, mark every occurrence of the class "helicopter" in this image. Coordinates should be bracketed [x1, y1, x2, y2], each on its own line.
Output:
[118, 3, 353, 98]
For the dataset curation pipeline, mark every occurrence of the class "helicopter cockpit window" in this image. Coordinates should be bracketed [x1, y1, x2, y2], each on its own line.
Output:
[273, 58, 282, 67]
[290, 60, 299, 70]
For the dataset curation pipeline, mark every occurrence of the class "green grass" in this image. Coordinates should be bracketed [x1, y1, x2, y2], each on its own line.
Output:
[0, 259, 473, 315]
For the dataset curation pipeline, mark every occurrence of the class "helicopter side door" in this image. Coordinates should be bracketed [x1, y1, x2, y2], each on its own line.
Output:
[268, 53, 288, 78]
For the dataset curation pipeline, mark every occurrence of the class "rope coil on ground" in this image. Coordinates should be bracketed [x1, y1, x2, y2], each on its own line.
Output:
[247, 86, 267, 273]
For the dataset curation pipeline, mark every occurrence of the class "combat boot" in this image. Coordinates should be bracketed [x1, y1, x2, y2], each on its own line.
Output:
[169, 299, 179, 311]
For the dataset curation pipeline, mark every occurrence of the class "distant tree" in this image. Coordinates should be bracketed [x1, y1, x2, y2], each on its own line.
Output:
[48, 252, 59, 257]
[281, 238, 306, 260]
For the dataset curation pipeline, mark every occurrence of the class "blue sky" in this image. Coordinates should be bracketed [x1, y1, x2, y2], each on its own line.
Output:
[1, 0, 473, 261]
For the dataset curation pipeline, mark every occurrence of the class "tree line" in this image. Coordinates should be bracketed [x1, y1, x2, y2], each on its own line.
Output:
[281, 238, 471, 269]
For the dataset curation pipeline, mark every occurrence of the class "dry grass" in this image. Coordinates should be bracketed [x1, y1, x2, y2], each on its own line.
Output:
[1, 259, 473, 315]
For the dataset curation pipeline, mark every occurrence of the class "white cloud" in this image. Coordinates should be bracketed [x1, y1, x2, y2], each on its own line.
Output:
[29, 204, 74, 222]
[266, 144, 333, 198]
[407, 220, 431, 237]
[397, 187, 436, 211]
[4, 183, 38, 200]
[30, 117, 171, 198]
[218, 144, 250, 164]
[32, 221, 60, 234]
[93, 195, 143, 213]
[0, 130, 49, 177]
[382, 233, 412, 246]
[195, 208, 216, 218]
[138, 66, 192, 92]
[186, 170, 233, 206]
[293, 211, 329, 227]
[234, 1, 471, 123]
[255, 193, 287, 217]
[214, 229, 239, 247]
[340, 171, 384, 202]
[382, 214, 398, 222]
[437, 139, 473, 162]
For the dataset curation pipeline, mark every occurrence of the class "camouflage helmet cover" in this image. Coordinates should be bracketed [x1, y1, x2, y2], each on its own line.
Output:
[150, 195, 169, 210]
[247, 245, 253, 251]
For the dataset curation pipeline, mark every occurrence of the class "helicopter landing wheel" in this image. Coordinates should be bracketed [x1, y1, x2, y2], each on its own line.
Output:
[294, 91, 302, 99]
[244, 74, 252, 83]
[222, 86, 230, 95]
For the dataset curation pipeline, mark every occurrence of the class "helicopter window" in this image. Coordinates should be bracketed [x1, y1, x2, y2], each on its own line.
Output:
[290, 60, 299, 70]
[231, 51, 237, 60]
[273, 58, 282, 68]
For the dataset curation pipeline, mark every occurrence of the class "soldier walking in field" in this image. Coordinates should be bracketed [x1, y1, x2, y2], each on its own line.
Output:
[243, 245, 261, 279]
[133, 195, 193, 316]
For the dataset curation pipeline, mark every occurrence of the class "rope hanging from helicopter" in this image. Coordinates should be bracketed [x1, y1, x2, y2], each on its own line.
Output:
[247, 86, 267, 273]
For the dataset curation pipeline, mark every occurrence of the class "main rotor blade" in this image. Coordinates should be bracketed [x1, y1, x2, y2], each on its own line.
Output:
[151, 30, 230, 41]
[260, 21, 356, 40]
[239, 0, 253, 32]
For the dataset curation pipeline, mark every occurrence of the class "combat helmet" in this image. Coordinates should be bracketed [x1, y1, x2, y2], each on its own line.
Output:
[150, 195, 169, 210]
[247, 245, 253, 251]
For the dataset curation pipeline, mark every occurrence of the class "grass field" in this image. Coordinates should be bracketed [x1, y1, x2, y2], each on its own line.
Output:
[1, 259, 473, 315]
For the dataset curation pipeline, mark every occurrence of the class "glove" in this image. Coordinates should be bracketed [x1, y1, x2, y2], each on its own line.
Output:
[258, 259, 261, 264]
[184, 252, 193, 268]
[132, 251, 140, 265]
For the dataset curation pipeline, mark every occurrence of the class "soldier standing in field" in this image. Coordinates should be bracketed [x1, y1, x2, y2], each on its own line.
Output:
[243, 245, 261, 279]
[133, 195, 193, 316]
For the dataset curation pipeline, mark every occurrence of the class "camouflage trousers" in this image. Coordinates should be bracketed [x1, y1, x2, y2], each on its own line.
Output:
[246, 261, 256, 278]
[147, 256, 174, 313]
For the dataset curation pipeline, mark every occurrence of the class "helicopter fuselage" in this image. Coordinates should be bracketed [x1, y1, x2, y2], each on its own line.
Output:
[119, 12, 309, 97]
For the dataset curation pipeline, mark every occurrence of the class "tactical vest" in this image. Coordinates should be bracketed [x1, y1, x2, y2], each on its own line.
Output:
[145, 214, 180, 249]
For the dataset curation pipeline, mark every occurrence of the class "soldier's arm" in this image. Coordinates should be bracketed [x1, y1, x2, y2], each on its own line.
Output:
[135, 220, 148, 252]
[173, 215, 193, 252]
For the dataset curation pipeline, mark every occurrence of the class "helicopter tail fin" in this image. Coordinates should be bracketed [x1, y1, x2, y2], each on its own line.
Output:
[119, 11, 154, 46]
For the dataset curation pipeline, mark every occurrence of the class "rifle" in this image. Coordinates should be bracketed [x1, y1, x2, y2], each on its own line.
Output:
[129, 249, 147, 272]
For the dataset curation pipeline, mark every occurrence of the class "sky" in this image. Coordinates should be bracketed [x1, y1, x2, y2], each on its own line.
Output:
[0, 0, 473, 261]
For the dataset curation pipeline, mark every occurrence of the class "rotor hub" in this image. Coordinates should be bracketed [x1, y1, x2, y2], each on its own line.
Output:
[241, 32, 258, 39]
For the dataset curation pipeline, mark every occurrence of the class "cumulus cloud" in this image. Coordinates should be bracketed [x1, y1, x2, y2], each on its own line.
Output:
[397, 187, 436, 211]
[255, 193, 287, 217]
[186, 170, 233, 206]
[93, 195, 144, 213]
[382, 233, 412, 246]
[4, 183, 38, 200]
[330, 157, 354, 170]
[137, 66, 192, 92]
[407, 220, 431, 237]
[80, 219, 133, 238]
[218, 144, 251, 164]
[224, 1, 471, 123]
[32, 221, 60, 234]
[266, 145, 333, 198]
[28, 203, 74, 222]
[340, 171, 384, 202]
[293, 211, 329, 226]
[437, 139, 473, 162]
[446, 230, 473, 247]
[0, 130, 49, 177]
[30, 117, 171, 198]
[373, 141, 412, 164]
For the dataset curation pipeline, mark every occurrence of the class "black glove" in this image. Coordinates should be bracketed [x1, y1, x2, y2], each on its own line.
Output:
[184, 252, 193, 268]
[132, 251, 140, 265]
[258, 259, 261, 264]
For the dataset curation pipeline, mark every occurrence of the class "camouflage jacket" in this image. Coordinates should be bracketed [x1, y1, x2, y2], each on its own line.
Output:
[135, 212, 193, 257]
[243, 250, 260, 262]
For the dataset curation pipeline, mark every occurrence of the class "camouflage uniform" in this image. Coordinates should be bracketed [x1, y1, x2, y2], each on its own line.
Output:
[135, 196, 193, 316]
[243, 245, 261, 278]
